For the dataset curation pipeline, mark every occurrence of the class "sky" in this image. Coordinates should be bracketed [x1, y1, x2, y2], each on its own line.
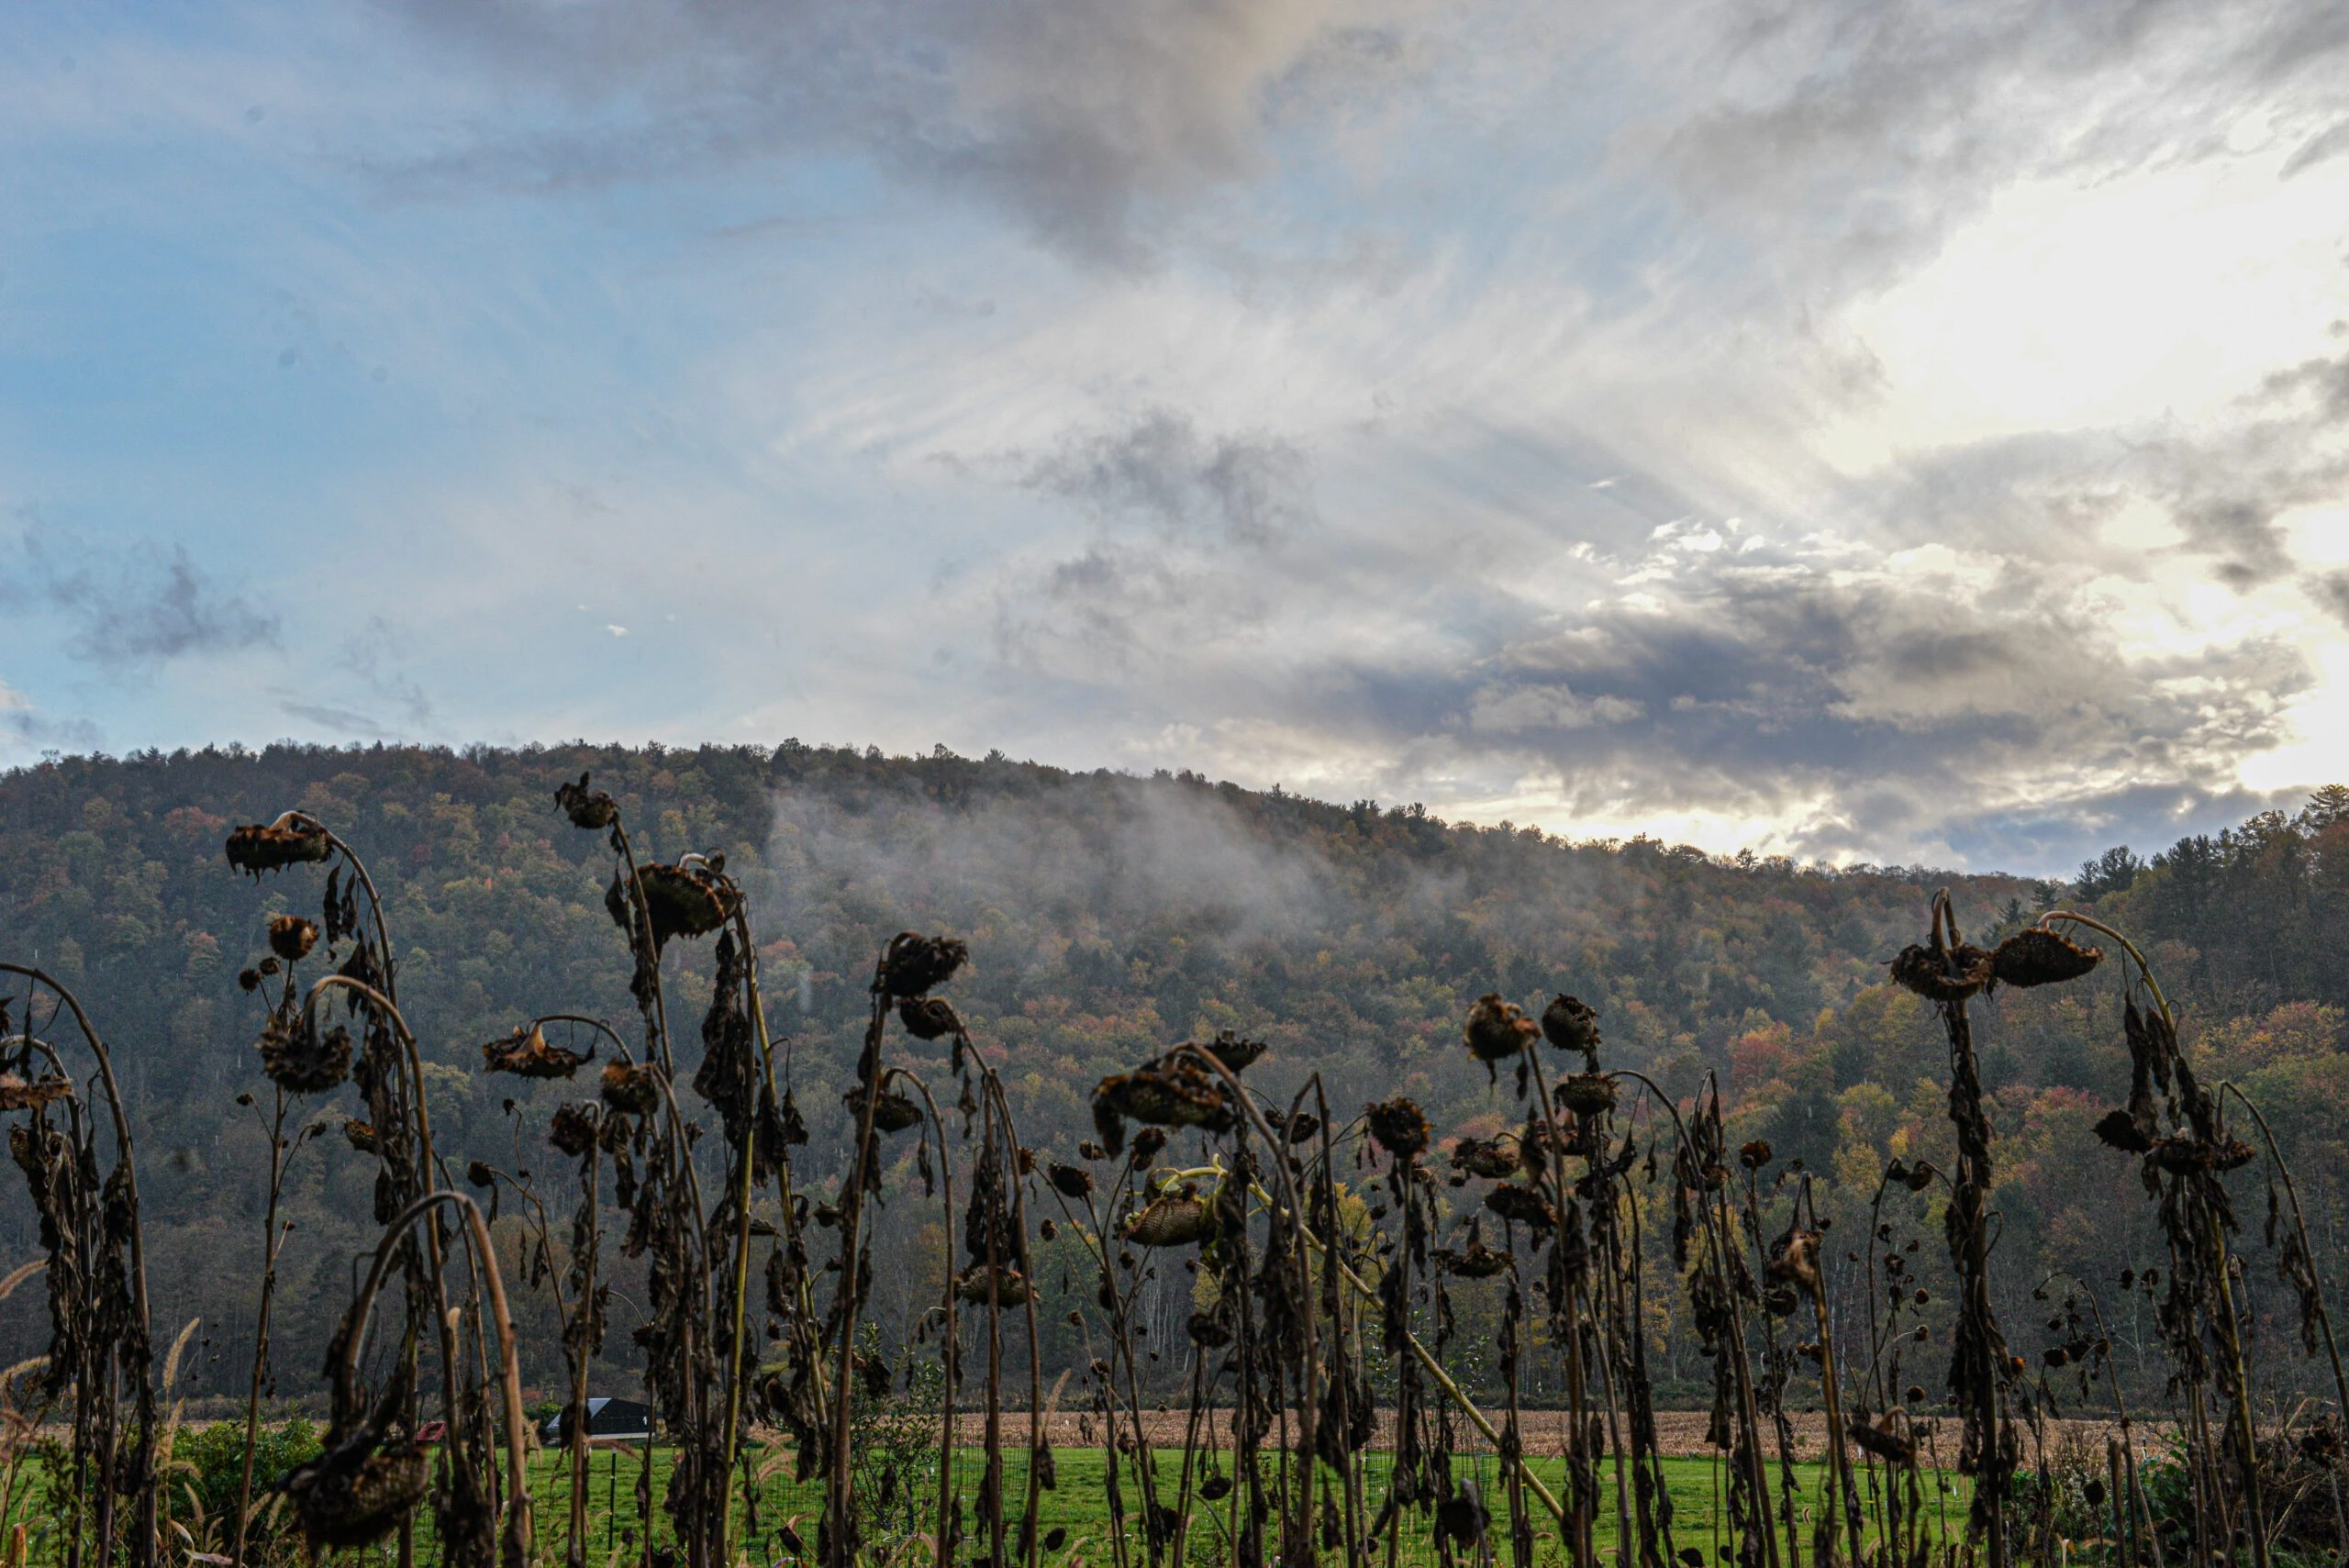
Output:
[3, 0, 2348, 874]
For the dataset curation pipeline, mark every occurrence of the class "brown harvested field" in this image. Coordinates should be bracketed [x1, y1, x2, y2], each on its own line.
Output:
[950, 1408, 2165, 1460]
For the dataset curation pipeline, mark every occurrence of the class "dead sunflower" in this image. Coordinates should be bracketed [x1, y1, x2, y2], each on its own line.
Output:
[897, 995, 963, 1040]
[1463, 994, 1538, 1064]
[1765, 1227, 1823, 1298]
[259, 1015, 351, 1095]
[1436, 1485, 1489, 1551]
[1540, 994, 1601, 1061]
[224, 813, 331, 877]
[1436, 1225, 1512, 1279]
[880, 931, 968, 999]
[1989, 927, 2101, 988]
[1122, 1191, 1213, 1248]
[599, 1061, 662, 1116]
[554, 772, 619, 830]
[1186, 1310, 1233, 1348]
[633, 858, 740, 944]
[268, 914, 319, 963]
[953, 1264, 1038, 1307]
[1450, 1134, 1521, 1180]
[1198, 1030, 1265, 1073]
[1849, 1418, 1916, 1465]
[0, 1073, 71, 1113]
[1483, 1184, 1556, 1230]
[480, 1022, 594, 1079]
[1365, 1096, 1432, 1161]
[1091, 1060, 1231, 1155]
[843, 1085, 923, 1135]
[1889, 941, 1994, 1003]
[2148, 1136, 2255, 1174]
[1556, 1073, 1617, 1117]
[548, 1103, 598, 1158]
[288, 1440, 429, 1552]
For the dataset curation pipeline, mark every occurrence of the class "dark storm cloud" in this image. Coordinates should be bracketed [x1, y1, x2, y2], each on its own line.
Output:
[375, 0, 1405, 266]
[1264, 517, 2308, 865]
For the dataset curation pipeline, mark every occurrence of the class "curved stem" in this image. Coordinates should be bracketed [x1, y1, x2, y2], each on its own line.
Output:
[1236, 1173, 1569, 1526]
[1165, 1044, 1320, 1458]
[0, 965, 159, 1568]
[826, 978, 893, 1568]
[2038, 912, 2172, 1025]
[299, 973, 469, 1518]
[2221, 1084, 2349, 1424]
[719, 906, 773, 1567]
[885, 1070, 958, 1568]
[230, 1089, 305, 1568]
[978, 1070, 1047, 1568]
[344, 1191, 533, 1564]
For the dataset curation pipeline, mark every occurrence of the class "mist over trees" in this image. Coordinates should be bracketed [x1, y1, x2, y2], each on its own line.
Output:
[2, 740, 2343, 1418]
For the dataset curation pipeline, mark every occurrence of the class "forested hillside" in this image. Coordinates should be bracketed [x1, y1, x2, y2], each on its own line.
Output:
[2, 740, 2344, 1411]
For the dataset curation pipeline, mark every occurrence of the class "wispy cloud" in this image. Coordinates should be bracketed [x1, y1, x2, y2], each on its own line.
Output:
[373, 0, 1419, 268]
[1024, 408, 1317, 547]
[16, 528, 279, 674]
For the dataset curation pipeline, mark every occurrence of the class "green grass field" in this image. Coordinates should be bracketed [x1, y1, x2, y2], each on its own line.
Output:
[505, 1446, 1970, 1568]
[0, 1441, 1970, 1567]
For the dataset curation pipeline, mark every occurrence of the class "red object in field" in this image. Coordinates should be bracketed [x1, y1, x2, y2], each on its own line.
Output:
[414, 1420, 448, 1445]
